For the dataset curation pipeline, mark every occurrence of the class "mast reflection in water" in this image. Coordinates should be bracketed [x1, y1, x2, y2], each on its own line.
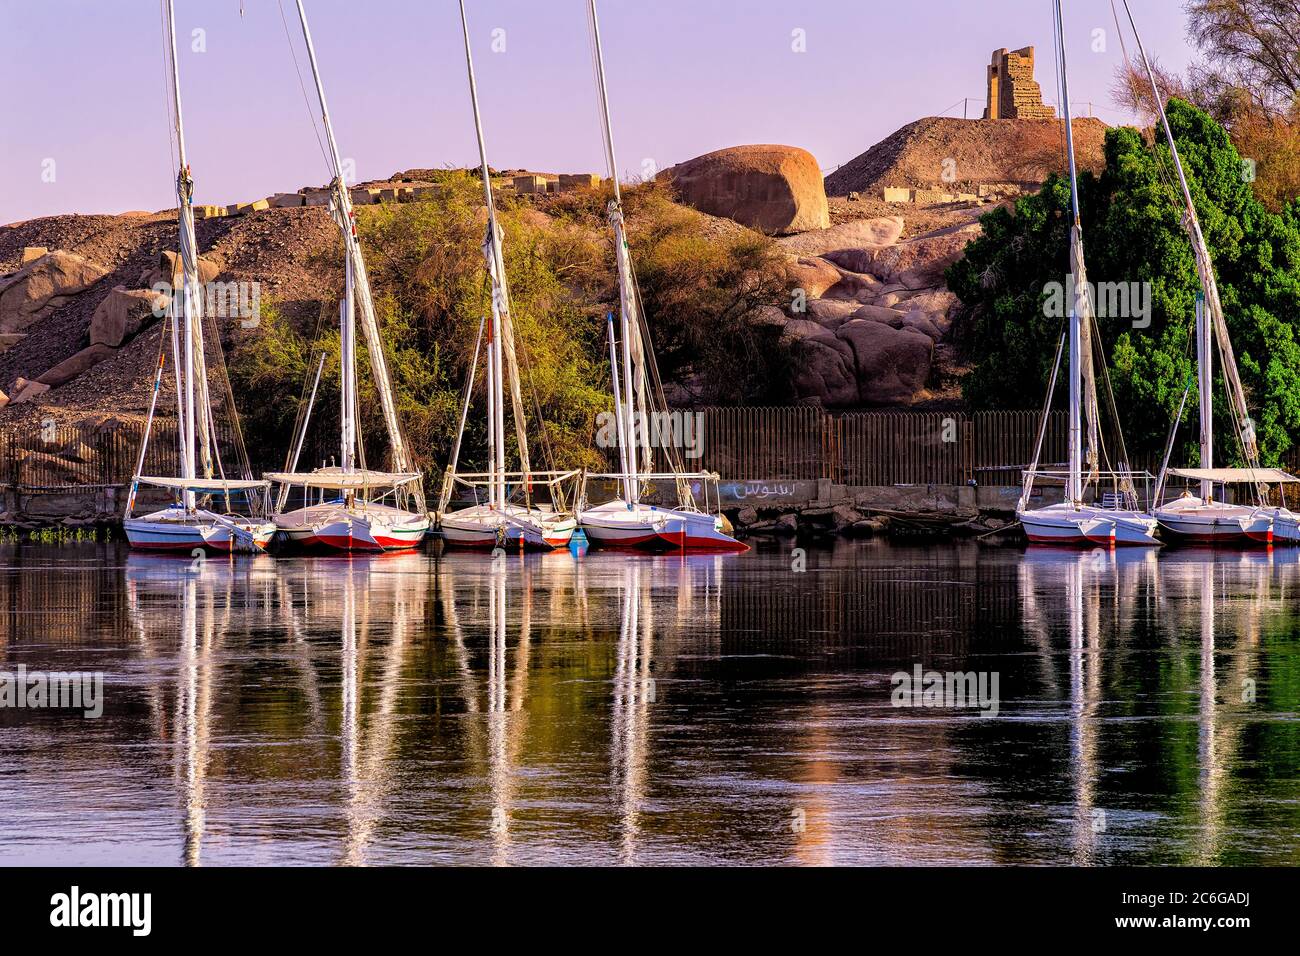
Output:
[0, 540, 1297, 865]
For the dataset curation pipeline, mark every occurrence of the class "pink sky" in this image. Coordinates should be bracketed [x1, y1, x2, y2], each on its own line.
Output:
[0, 0, 1197, 224]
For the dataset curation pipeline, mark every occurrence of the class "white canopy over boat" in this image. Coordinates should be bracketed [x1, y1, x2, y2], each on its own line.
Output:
[1166, 468, 1300, 484]
[266, 468, 422, 489]
[135, 476, 270, 493]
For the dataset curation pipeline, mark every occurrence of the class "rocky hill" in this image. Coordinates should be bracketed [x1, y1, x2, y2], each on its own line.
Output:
[0, 205, 339, 425]
[825, 116, 1107, 197]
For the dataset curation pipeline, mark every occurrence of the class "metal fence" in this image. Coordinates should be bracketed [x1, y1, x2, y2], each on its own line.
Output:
[633, 406, 1066, 486]
[1, 419, 240, 491]
[1, 408, 1071, 493]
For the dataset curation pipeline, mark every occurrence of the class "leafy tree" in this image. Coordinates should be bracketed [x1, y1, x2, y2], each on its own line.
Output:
[1114, 0, 1300, 211]
[949, 98, 1300, 466]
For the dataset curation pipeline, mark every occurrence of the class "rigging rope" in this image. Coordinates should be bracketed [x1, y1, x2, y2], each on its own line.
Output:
[277, 0, 332, 173]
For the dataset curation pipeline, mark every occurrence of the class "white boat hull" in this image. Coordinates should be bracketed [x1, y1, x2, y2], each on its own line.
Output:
[274, 502, 429, 552]
[580, 499, 747, 552]
[1153, 496, 1273, 544]
[125, 507, 276, 553]
[1271, 507, 1300, 543]
[1018, 503, 1160, 546]
[439, 504, 576, 550]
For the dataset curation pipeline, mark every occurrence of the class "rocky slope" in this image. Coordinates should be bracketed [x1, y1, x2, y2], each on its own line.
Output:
[825, 116, 1106, 196]
[0, 205, 339, 426]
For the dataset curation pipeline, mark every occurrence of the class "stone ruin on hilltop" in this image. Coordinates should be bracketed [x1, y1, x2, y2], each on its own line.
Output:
[983, 46, 1056, 121]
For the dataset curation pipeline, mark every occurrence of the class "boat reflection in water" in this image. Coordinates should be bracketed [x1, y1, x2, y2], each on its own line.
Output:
[124, 552, 280, 865]
[1, 539, 1294, 865]
[1016, 545, 1292, 865]
[1016, 548, 1158, 865]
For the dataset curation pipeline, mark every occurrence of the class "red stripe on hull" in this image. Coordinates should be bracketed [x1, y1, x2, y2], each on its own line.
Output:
[582, 531, 664, 549]
[1161, 528, 1272, 544]
[441, 537, 499, 550]
[1024, 533, 1115, 547]
[441, 533, 568, 551]
[656, 531, 750, 553]
[303, 533, 422, 552]
[127, 537, 266, 553]
[127, 539, 205, 552]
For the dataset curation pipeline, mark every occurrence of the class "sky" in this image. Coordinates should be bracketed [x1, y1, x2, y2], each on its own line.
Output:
[0, 0, 1198, 224]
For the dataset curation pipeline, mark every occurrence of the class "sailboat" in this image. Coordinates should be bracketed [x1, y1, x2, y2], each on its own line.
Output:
[265, 0, 429, 552]
[434, 0, 579, 551]
[1016, 0, 1159, 547]
[577, 0, 747, 553]
[123, 0, 274, 554]
[1119, 1, 1300, 545]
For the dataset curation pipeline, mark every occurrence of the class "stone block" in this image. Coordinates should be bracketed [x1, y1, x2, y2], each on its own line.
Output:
[912, 189, 957, 205]
[8, 377, 49, 405]
[882, 187, 913, 203]
[513, 175, 548, 195]
[558, 173, 600, 191]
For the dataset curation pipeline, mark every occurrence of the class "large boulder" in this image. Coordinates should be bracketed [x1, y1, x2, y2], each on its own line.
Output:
[139, 250, 222, 291]
[785, 256, 842, 298]
[850, 303, 909, 325]
[824, 223, 980, 288]
[36, 343, 117, 387]
[834, 320, 933, 405]
[0, 251, 109, 334]
[802, 298, 861, 330]
[7, 377, 50, 405]
[776, 216, 904, 257]
[821, 268, 882, 303]
[90, 286, 169, 347]
[666, 145, 829, 235]
[782, 321, 859, 408]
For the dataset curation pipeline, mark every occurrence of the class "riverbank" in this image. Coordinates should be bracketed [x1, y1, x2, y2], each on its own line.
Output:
[720, 477, 1033, 542]
[0, 477, 1033, 542]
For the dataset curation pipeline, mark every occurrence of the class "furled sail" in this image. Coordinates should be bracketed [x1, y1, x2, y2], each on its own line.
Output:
[610, 206, 654, 477]
[1069, 225, 1102, 483]
[483, 222, 533, 480]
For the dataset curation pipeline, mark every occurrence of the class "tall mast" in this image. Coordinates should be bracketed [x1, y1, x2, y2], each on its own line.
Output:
[588, 0, 644, 505]
[293, 0, 420, 501]
[294, 0, 354, 472]
[164, 0, 214, 506]
[1120, 0, 1261, 491]
[458, 0, 524, 512]
[1054, 0, 1083, 506]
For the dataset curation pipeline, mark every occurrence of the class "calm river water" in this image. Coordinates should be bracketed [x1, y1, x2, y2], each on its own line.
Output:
[0, 538, 1297, 865]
